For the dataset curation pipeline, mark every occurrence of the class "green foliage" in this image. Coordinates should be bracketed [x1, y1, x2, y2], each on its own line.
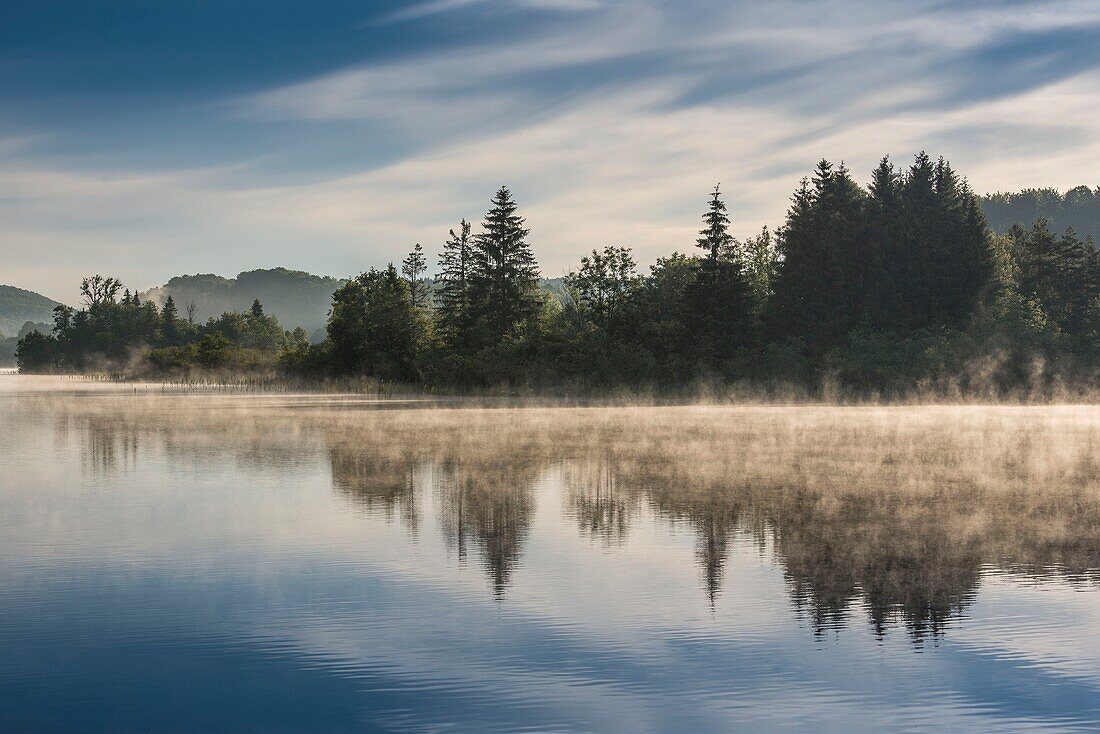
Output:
[402, 243, 429, 308]
[147, 267, 343, 334]
[981, 186, 1100, 242]
[436, 219, 475, 352]
[20, 165, 1100, 393]
[326, 265, 429, 381]
[0, 284, 63, 339]
[15, 274, 291, 374]
[205, 308, 287, 351]
[739, 226, 779, 314]
[565, 245, 640, 338]
[689, 185, 752, 367]
[15, 330, 58, 372]
[467, 187, 542, 345]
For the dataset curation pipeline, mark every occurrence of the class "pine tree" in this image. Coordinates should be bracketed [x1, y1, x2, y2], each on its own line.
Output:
[402, 243, 428, 308]
[250, 299, 264, 318]
[468, 187, 541, 343]
[697, 184, 734, 263]
[865, 156, 906, 330]
[160, 294, 180, 345]
[766, 162, 868, 357]
[436, 219, 474, 349]
[1054, 228, 1094, 335]
[687, 184, 751, 366]
[1018, 220, 1095, 335]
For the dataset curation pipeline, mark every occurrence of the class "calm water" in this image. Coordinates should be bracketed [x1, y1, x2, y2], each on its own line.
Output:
[3, 376, 1100, 732]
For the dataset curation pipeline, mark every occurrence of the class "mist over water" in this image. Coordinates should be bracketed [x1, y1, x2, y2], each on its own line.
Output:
[2, 376, 1100, 732]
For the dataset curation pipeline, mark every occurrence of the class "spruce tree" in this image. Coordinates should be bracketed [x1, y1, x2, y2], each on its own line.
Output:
[766, 162, 868, 357]
[1054, 228, 1094, 335]
[436, 219, 474, 349]
[687, 184, 751, 366]
[697, 184, 734, 264]
[1019, 220, 1095, 336]
[865, 156, 906, 330]
[160, 294, 180, 345]
[468, 187, 541, 344]
[402, 243, 428, 308]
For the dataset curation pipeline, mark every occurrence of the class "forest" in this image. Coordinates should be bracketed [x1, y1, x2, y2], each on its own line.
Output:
[981, 187, 1100, 242]
[16, 153, 1100, 396]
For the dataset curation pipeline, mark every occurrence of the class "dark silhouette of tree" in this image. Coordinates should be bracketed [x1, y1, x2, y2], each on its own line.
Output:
[436, 219, 474, 351]
[327, 265, 426, 380]
[1016, 219, 1099, 338]
[697, 184, 735, 263]
[15, 329, 57, 372]
[687, 184, 752, 366]
[565, 245, 639, 338]
[80, 275, 123, 307]
[402, 243, 428, 308]
[468, 187, 541, 344]
[160, 295, 181, 345]
[981, 185, 1100, 242]
[741, 225, 779, 314]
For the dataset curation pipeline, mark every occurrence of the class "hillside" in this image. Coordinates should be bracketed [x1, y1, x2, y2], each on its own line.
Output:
[0, 285, 62, 339]
[142, 268, 345, 339]
[142, 269, 570, 340]
[980, 186, 1100, 240]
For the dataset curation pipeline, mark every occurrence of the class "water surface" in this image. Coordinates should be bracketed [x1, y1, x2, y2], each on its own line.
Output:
[2, 376, 1100, 732]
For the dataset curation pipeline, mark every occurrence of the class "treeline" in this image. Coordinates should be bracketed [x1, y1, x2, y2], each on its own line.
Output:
[18, 152, 1100, 394]
[981, 186, 1100, 242]
[17, 275, 309, 375]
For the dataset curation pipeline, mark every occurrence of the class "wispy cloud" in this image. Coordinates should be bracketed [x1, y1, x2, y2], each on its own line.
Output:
[5, 0, 1100, 297]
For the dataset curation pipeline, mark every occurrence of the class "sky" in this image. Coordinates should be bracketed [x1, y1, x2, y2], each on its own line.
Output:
[3, 0, 1100, 303]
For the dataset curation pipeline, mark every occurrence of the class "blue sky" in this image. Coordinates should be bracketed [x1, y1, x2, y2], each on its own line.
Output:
[3, 0, 1100, 301]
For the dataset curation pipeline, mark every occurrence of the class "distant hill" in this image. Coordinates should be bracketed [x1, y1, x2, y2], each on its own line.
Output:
[142, 268, 345, 339]
[980, 186, 1100, 241]
[142, 268, 571, 340]
[0, 285, 62, 339]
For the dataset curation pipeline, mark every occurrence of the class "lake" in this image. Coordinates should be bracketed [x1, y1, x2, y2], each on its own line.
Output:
[2, 375, 1100, 732]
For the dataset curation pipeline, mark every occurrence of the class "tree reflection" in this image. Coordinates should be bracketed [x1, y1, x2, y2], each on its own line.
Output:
[315, 406, 1100, 642]
[437, 468, 535, 598]
[52, 399, 1100, 642]
[327, 445, 421, 533]
[562, 460, 637, 545]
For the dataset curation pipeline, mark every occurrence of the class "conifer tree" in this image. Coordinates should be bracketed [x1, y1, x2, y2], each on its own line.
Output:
[436, 219, 474, 348]
[697, 184, 734, 264]
[160, 294, 180, 345]
[402, 243, 428, 308]
[865, 156, 906, 330]
[687, 184, 751, 366]
[250, 299, 264, 317]
[766, 162, 868, 356]
[1018, 220, 1096, 335]
[468, 186, 541, 343]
